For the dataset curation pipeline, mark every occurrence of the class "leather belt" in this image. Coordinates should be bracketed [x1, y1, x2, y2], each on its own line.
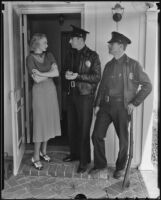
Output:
[71, 81, 75, 88]
[104, 95, 123, 103]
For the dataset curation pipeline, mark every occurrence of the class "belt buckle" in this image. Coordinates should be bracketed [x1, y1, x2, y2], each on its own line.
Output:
[71, 81, 75, 88]
[105, 96, 109, 102]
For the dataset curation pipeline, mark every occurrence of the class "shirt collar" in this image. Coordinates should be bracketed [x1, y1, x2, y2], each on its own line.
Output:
[77, 45, 87, 54]
[113, 53, 127, 64]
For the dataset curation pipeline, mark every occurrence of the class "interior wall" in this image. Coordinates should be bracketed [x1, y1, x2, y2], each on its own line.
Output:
[28, 14, 81, 70]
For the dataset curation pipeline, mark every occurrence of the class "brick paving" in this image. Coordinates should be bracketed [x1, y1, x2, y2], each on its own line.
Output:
[2, 149, 149, 199]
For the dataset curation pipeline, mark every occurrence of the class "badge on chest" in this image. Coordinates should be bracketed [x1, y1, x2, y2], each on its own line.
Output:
[129, 72, 134, 80]
[85, 60, 91, 68]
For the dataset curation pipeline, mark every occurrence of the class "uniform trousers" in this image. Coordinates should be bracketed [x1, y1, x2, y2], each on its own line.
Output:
[67, 94, 94, 168]
[92, 101, 130, 170]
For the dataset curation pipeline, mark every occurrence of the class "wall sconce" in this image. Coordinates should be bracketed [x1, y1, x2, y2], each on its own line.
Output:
[112, 3, 124, 22]
[58, 14, 65, 26]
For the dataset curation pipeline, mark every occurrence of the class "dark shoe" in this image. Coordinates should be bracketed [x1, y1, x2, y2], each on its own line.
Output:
[31, 157, 43, 170]
[88, 166, 106, 174]
[77, 166, 87, 173]
[113, 169, 125, 179]
[63, 155, 79, 162]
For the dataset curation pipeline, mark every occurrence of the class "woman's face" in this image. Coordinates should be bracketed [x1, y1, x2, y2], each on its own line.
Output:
[38, 37, 48, 52]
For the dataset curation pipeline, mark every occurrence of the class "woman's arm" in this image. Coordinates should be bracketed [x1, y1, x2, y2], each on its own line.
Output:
[32, 63, 59, 78]
[32, 73, 48, 83]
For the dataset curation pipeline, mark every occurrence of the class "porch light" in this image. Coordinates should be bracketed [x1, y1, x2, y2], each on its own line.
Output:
[112, 3, 124, 22]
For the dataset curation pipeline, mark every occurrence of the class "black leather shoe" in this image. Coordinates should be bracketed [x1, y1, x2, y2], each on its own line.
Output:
[77, 165, 88, 173]
[77, 166, 87, 173]
[88, 166, 106, 174]
[113, 169, 125, 179]
[63, 155, 79, 162]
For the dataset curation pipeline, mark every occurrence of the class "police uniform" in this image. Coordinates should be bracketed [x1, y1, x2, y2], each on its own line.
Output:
[64, 25, 101, 173]
[91, 32, 152, 176]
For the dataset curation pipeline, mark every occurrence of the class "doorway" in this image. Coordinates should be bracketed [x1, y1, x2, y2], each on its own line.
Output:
[26, 13, 81, 146]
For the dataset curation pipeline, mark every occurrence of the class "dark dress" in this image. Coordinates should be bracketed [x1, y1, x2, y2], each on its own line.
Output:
[26, 52, 61, 142]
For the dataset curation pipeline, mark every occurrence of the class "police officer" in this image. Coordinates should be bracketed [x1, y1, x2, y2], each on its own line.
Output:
[63, 25, 101, 173]
[89, 31, 152, 178]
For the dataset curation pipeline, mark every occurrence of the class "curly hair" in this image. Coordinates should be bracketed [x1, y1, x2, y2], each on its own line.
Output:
[29, 33, 47, 51]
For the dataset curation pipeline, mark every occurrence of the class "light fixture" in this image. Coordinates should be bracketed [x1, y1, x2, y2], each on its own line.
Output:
[112, 3, 124, 22]
[58, 14, 65, 26]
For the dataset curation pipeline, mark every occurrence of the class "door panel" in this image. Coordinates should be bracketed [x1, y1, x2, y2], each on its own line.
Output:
[9, 5, 25, 175]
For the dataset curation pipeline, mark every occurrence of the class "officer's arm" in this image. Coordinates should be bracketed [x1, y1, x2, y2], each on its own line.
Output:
[94, 65, 108, 107]
[76, 53, 101, 84]
[130, 62, 152, 106]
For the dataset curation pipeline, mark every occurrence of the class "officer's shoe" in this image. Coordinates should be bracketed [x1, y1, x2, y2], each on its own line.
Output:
[88, 166, 107, 175]
[77, 165, 88, 173]
[63, 155, 79, 162]
[113, 169, 125, 179]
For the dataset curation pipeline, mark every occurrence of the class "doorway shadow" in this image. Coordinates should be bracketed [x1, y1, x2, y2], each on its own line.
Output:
[48, 110, 69, 146]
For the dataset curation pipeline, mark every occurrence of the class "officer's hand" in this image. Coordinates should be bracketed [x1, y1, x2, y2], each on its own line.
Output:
[127, 103, 135, 115]
[65, 71, 73, 76]
[94, 106, 100, 115]
[65, 72, 78, 80]
[65, 71, 73, 79]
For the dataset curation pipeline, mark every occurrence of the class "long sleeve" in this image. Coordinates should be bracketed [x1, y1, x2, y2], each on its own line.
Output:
[26, 55, 36, 76]
[94, 64, 108, 107]
[131, 62, 152, 106]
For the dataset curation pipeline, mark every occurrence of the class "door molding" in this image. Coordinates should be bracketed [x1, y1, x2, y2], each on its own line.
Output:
[15, 3, 85, 27]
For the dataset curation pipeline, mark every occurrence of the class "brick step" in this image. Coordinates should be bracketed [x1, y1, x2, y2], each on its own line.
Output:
[19, 151, 137, 181]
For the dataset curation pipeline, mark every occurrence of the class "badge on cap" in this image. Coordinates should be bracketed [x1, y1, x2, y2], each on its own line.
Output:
[129, 72, 134, 80]
[85, 60, 91, 68]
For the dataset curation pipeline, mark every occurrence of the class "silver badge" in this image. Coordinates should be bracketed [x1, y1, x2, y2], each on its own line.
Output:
[85, 60, 91, 68]
[129, 72, 134, 80]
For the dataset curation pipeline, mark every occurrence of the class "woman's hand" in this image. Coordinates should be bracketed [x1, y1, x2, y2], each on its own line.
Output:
[32, 69, 42, 76]
[32, 73, 47, 83]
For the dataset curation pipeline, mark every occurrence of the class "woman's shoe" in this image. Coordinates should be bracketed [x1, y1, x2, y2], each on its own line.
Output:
[31, 157, 43, 170]
[40, 152, 51, 162]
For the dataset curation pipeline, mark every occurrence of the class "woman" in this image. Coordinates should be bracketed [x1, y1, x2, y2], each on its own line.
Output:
[26, 33, 61, 170]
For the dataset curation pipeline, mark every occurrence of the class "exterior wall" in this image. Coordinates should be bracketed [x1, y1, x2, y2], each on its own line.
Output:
[3, 1, 157, 169]
[4, 4, 13, 156]
[84, 2, 153, 168]
[139, 10, 158, 170]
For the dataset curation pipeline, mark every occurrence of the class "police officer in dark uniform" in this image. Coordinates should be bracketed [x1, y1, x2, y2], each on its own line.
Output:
[89, 31, 152, 178]
[63, 25, 101, 173]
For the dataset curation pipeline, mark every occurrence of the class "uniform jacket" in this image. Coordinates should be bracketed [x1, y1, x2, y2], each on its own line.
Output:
[64, 45, 101, 95]
[94, 54, 152, 108]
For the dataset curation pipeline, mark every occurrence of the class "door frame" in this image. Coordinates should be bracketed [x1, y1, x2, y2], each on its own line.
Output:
[20, 3, 85, 143]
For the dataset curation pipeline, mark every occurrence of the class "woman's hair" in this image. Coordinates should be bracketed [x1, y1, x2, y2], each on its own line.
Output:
[29, 33, 47, 52]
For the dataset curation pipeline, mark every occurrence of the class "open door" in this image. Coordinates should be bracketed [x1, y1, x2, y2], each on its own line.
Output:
[8, 5, 25, 175]
[22, 14, 31, 143]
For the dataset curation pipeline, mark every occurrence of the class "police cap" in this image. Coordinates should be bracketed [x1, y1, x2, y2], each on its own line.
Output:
[70, 25, 90, 38]
[107, 31, 131, 45]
